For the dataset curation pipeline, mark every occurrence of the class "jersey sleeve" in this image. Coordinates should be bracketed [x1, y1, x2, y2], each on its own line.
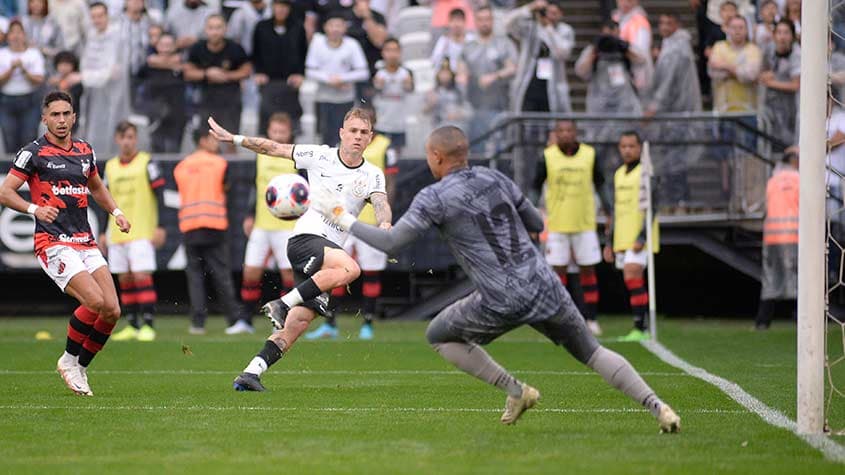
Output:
[10, 147, 36, 180]
[290, 144, 325, 170]
[147, 160, 166, 190]
[401, 185, 442, 232]
[89, 148, 98, 178]
[369, 167, 387, 197]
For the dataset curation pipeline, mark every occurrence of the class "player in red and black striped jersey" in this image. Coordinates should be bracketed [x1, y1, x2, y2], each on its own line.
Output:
[0, 91, 132, 396]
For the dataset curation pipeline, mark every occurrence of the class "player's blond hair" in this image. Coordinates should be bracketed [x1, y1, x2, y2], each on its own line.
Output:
[342, 107, 375, 130]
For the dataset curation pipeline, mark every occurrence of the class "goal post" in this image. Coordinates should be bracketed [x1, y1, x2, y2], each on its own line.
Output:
[796, 0, 828, 435]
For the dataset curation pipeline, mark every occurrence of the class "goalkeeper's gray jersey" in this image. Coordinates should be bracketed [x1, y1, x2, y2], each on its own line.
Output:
[402, 167, 565, 321]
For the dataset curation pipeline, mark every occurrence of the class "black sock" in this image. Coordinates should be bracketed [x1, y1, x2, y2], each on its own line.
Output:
[296, 278, 322, 302]
[756, 299, 776, 327]
[257, 339, 284, 367]
[141, 313, 154, 328]
[324, 315, 337, 327]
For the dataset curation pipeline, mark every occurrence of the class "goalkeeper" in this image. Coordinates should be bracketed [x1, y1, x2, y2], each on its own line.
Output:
[313, 126, 681, 430]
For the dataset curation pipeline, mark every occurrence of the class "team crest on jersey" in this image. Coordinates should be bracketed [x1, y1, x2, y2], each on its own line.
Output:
[351, 176, 368, 199]
[80, 159, 90, 176]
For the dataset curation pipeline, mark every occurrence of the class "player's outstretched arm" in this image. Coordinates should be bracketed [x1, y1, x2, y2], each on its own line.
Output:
[88, 173, 131, 233]
[370, 192, 392, 228]
[208, 117, 294, 159]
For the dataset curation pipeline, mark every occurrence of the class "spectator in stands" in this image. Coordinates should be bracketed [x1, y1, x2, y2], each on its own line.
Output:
[46, 50, 82, 132]
[422, 0, 475, 40]
[755, 146, 799, 330]
[305, 12, 369, 146]
[612, 0, 651, 93]
[147, 23, 163, 54]
[21, 0, 64, 69]
[431, 8, 474, 73]
[507, 0, 575, 113]
[0, 20, 45, 153]
[252, 0, 307, 134]
[456, 5, 516, 151]
[754, 0, 779, 50]
[785, 0, 801, 40]
[645, 13, 701, 213]
[166, 0, 214, 52]
[139, 33, 188, 153]
[120, 0, 157, 108]
[174, 128, 241, 335]
[227, 0, 270, 55]
[760, 19, 800, 148]
[708, 15, 761, 112]
[49, 0, 89, 54]
[78, 2, 130, 158]
[575, 20, 642, 116]
[120, 0, 155, 74]
[372, 37, 413, 156]
[348, 0, 388, 78]
[185, 14, 252, 153]
[424, 60, 470, 131]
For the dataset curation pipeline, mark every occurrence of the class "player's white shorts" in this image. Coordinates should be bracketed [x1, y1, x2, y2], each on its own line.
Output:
[545, 231, 601, 267]
[344, 236, 387, 271]
[39, 245, 108, 292]
[244, 229, 292, 269]
[108, 239, 156, 274]
[615, 249, 648, 270]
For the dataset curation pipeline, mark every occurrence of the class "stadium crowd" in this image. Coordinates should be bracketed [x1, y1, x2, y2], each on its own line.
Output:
[0, 0, 816, 159]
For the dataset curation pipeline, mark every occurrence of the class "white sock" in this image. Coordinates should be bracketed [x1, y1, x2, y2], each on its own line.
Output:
[280, 289, 303, 308]
[244, 356, 268, 376]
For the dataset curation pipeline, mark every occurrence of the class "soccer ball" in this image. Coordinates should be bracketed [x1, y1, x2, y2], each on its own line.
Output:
[266, 174, 310, 220]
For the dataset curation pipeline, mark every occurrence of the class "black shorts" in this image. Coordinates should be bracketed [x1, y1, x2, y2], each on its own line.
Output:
[286, 234, 342, 316]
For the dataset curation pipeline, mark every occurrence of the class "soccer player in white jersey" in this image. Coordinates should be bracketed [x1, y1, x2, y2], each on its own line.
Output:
[207, 108, 392, 391]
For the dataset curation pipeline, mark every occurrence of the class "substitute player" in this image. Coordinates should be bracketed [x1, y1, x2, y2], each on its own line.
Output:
[602, 131, 659, 342]
[233, 113, 299, 335]
[102, 121, 166, 342]
[535, 120, 611, 336]
[313, 126, 680, 431]
[0, 91, 131, 396]
[306, 125, 398, 340]
[207, 108, 392, 391]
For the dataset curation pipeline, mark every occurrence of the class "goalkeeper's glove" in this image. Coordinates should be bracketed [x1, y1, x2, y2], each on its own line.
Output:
[311, 194, 357, 231]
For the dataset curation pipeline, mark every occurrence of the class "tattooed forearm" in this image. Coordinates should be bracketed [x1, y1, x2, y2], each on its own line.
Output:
[371, 192, 392, 226]
[241, 137, 294, 159]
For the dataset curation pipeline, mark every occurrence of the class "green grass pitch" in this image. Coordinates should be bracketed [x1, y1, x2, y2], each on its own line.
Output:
[0, 315, 843, 474]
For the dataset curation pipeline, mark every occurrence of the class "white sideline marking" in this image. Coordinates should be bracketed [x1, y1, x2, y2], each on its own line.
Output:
[642, 340, 845, 464]
[0, 369, 687, 377]
[0, 404, 745, 415]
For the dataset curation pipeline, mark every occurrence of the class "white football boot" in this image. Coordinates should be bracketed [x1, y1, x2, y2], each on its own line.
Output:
[500, 384, 541, 425]
[56, 353, 92, 396]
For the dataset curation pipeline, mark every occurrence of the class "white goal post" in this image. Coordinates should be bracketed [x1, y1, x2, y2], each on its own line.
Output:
[796, 0, 828, 435]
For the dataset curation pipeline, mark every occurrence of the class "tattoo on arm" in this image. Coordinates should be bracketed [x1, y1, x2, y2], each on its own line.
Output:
[371, 192, 392, 226]
[241, 137, 294, 159]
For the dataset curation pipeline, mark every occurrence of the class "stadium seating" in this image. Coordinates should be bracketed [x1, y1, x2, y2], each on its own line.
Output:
[399, 31, 433, 62]
[394, 6, 432, 36]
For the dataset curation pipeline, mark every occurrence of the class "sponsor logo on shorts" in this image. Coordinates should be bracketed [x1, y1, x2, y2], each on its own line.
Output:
[58, 234, 90, 244]
[57, 260, 65, 275]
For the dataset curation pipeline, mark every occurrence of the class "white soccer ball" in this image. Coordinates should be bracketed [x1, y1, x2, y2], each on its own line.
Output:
[265, 173, 310, 220]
